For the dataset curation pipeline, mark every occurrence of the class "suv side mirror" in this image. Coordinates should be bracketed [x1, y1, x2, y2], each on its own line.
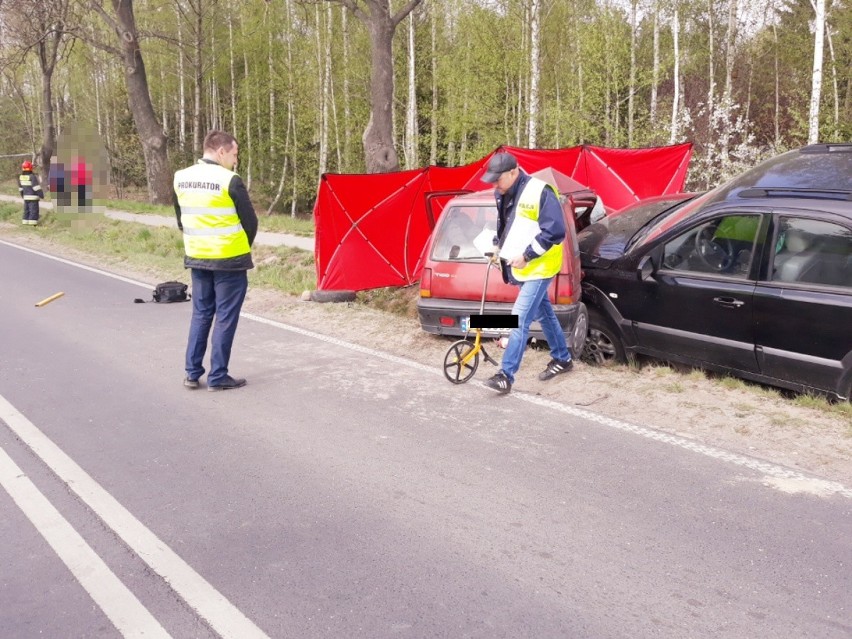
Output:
[637, 254, 656, 280]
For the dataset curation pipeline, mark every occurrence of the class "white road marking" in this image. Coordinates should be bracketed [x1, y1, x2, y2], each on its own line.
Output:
[3, 238, 850, 499]
[0, 395, 270, 639]
[0, 445, 171, 638]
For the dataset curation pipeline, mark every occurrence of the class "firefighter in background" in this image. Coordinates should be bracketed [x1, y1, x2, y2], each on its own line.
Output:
[18, 160, 44, 225]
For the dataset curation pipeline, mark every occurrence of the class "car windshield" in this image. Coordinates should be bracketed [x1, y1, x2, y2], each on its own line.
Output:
[430, 205, 497, 261]
[627, 192, 712, 250]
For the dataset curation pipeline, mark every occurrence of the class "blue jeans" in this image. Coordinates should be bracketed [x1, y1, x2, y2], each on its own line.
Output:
[185, 269, 248, 385]
[500, 277, 571, 383]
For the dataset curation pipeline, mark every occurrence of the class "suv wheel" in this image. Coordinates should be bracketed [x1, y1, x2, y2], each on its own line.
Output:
[582, 308, 627, 366]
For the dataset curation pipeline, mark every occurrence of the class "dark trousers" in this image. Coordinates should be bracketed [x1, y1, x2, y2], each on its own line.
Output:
[23, 200, 40, 222]
[76, 184, 91, 209]
[185, 269, 248, 385]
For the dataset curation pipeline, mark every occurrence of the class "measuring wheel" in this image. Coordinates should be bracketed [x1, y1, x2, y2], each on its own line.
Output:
[443, 339, 479, 384]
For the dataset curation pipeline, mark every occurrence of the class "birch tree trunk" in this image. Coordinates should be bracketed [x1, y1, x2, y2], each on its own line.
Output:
[192, 0, 203, 155]
[807, 0, 825, 144]
[267, 101, 292, 215]
[628, 0, 637, 146]
[707, 0, 715, 139]
[243, 50, 252, 189]
[268, 22, 275, 159]
[228, 9, 237, 137]
[720, 0, 737, 159]
[825, 23, 839, 140]
[651, 3, 659, 128]
[342, 8, 352, 169]
[177, 6, 186, 151]
[316, 4, 329, 177]
[404, 11, 417, 167]
[328, 6, 341, 170]
[723, 0, 737, 102]
[429, 4, 437, 165]
[669, 6, 681, 144]
[773, 23, 780, 146]
[527, 0, 541, 148]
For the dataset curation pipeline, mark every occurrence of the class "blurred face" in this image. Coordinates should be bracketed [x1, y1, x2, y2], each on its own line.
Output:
[494, 167, 518, 195]
[215, 142, 239, 170]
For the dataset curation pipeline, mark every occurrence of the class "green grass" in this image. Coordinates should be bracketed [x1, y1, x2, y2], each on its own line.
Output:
[101, 199, 173, 216]
[250, 246, 317, 293]
[718, 375, 748, 390]
[793, 393, 852, 423]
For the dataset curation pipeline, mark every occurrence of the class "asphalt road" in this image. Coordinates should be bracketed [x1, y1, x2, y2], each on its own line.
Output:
[0, 238, 850, 639]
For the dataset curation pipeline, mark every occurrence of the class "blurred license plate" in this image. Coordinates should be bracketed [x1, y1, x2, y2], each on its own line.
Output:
[460, 316, 513, 334]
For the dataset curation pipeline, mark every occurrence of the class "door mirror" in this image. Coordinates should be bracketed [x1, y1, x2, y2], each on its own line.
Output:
[637, 254, 656, 280]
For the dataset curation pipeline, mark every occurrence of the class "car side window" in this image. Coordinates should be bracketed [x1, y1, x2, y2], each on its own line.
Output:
[771, 217, 852, 289]
[661, 214, 760, 278]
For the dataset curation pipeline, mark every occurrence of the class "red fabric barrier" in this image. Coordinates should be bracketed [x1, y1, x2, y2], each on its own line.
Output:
[314, 143, 692, 291]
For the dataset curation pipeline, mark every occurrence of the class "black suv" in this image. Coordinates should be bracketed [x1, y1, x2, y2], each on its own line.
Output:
[578, 144, 852, 400]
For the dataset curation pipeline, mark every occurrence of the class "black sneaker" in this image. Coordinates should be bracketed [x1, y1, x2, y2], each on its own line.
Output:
[208, 376, 247, 392]
[184, 376, 200, 389]
[538, 358, 573, 381]
[484, 372, 512, 394]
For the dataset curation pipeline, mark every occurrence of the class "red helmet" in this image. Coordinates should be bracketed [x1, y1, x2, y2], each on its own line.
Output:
[21, 160, 33, 171]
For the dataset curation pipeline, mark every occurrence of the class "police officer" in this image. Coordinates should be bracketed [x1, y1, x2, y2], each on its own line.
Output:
[18, 160, 44, 225]
[173, 130, 258, 391]
[481, 152, 573, 394]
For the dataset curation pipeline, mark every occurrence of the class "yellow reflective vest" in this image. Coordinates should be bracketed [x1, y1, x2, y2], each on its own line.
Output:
[500, 177, 564, 281]
[173, 161, 251, 261]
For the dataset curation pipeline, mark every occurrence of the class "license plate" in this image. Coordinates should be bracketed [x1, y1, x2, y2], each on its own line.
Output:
[461, 316, 513, 334]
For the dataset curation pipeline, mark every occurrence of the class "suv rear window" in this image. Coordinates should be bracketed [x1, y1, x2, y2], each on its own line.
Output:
[430, 205, 497, 261]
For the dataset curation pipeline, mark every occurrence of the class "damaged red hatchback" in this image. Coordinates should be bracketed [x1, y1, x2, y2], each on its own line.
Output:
[417, 167, 598, 356]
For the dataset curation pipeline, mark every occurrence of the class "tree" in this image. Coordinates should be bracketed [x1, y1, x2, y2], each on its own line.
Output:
[334, 0, 423, 173]
[808, 0, 825, 143]
[0, 0, 74, 174]
[87, 0, 172, 204]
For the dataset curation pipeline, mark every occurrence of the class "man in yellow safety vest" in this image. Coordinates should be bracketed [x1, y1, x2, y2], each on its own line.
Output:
[482, 152, 573, 394]
[173, 130, 258, 391]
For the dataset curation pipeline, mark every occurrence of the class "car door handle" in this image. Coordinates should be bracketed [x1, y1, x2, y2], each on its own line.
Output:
[713, 296, 745, 309]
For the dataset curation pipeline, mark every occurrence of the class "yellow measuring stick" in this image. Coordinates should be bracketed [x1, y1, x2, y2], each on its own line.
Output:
[35, 292, 65, 307]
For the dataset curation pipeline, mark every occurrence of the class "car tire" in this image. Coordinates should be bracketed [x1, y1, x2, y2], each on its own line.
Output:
[581, 308, 627, 366]
[570, 303, 589, 357]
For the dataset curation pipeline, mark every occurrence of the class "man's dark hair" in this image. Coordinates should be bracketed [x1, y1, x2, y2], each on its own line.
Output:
[203, 130, 237, 152]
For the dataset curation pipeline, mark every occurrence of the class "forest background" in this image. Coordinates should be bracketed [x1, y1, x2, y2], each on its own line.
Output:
[0, 0, 849, 218]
